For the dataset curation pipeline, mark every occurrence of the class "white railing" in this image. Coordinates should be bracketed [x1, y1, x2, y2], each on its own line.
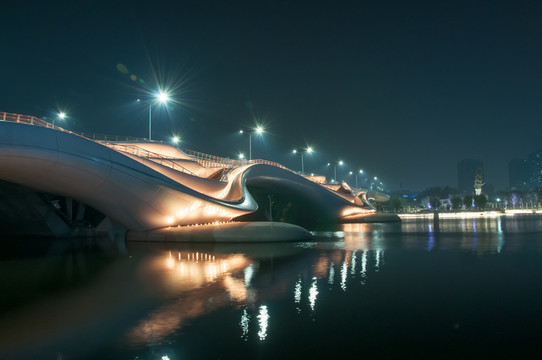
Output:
[182, 148, 294, 173]
[0, 111, 78, 136]
[1, 111, 297, 179]
[80, 133, 147, 142]
[99, 143, 197, 176]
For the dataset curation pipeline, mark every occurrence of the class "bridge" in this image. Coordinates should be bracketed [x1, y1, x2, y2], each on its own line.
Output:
[0, 112, 399, 241]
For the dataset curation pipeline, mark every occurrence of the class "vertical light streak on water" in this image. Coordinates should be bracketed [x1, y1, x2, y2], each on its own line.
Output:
[257, 305, 269, 341]
[328, 262, 335, 285]
[309, 277, 319, 311]
[340, 260, 348, 291]
[497, 216, 504, 253]
[472, 218, 478, 252]
[350, 251, 357, 275]
[294, 277, 302, 313]
[361, 250, 368, 284]
[427, 224, 435, 251]
[166, 251, 174, 269]
[240, 308, 250, 340]
[375, 250, 381, 271]
[244, 264, 254, 286]
[294, 278, 302, 303]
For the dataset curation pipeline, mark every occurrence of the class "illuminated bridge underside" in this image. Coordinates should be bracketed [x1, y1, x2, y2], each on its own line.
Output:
[0, 121, 395, 237]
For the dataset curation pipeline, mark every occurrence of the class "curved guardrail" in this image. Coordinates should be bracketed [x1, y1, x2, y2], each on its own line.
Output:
[182, 148, 294, 173]
[1, 112, 81, 136]
[0, 111, 296, 178]
[99, 142, 198, 176]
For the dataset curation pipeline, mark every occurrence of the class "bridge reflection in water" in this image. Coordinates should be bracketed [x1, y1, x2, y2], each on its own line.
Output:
[123, 241, 390, 346]
[2, 216, 542, 359]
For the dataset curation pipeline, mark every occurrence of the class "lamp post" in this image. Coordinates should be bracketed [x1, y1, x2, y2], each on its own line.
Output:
[371, 176, 378, 190]
[240, 126, 264, 160]
[293, 146, 313, 174]
[348, 169, 365, 188]
[335, 161, 344, 183]
[53, 112, 66, 129]
[327, 160, 343, 183]
[355, 169, 364, 188]
[148, 90, 170, 141]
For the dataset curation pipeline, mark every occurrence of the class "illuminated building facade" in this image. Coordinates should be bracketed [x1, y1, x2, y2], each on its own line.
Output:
[509, 158, 531, 190]
[527, 151, 542, 190]
[508, 151, 542, 191]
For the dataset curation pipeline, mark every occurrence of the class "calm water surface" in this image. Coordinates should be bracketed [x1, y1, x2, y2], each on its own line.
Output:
[2, 216, 542, 359]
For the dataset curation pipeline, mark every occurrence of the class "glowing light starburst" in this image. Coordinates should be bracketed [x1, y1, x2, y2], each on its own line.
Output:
[156, 90, 170, 103]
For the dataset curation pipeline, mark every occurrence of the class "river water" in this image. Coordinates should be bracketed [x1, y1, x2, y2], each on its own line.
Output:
[2, 215, 542, 359]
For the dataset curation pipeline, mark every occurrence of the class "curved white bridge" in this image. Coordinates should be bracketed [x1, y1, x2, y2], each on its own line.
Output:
[0, 112, 399, 240]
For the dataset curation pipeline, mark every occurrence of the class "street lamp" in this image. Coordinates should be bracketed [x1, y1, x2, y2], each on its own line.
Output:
[292, 146, 313, 174]
[327, 160, 343, 183]
[53, 112, 66, 129]
[352, 169, 363, 188]
[349, 171, 358, 189]
[335, 161, 344, 182]
[371, 176, 378, 190]
[240, 125, 264, 160]
[148, 90, 170, 141]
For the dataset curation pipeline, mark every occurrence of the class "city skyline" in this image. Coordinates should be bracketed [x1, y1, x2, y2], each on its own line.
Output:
[2, 1, 542, 191]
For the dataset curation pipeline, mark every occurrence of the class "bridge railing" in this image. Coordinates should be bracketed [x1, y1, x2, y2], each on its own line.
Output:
[182, 148, 294, 173]
[0, 111, 87, 139]
[181, 148, 242, 168]
[1, 111, 296, 177]
[1, 112, 50, 127]
[80, 133, 147, 142]
[100, 143, 198, 176]
[1, 112, 66, 131]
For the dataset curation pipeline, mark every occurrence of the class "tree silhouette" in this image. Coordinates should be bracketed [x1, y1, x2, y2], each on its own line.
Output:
[473, 194, 488, 210]
[390, 195, 403, 213]
[429, 197, 441, 211]
[451, 195, 462, 211]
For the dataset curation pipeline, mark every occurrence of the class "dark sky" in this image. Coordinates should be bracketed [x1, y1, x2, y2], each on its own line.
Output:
[2, 0, 542, 191]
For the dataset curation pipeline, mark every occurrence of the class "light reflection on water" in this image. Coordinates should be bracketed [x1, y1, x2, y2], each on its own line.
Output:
[256, 305, 269, 340]
[2, 216, 542, 359]
[239, 307, 250, 341]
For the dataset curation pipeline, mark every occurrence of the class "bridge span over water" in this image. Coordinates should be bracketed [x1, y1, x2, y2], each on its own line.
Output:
[0, 112, 399, 241]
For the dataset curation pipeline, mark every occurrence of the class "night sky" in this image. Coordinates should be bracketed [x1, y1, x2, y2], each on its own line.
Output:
[2, 0, 542, 191]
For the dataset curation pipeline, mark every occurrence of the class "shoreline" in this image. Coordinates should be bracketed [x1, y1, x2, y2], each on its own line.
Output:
[398, 209, 542, 219]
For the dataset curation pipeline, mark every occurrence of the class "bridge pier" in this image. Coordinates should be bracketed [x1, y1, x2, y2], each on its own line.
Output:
[0, 180, 107, 238]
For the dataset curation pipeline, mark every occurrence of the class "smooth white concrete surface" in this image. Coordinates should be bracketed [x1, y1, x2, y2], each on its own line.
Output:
[127, 221, 313, 242]
[0, 121, 394, 236]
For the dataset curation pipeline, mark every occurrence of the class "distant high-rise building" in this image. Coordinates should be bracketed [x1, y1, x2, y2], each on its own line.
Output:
[528, 151, 542, 189]
[509, 158, 531, 190]
[508, 151, 542, 191]
[458, 159, 483, 195]
[484, 183, 495, 199]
